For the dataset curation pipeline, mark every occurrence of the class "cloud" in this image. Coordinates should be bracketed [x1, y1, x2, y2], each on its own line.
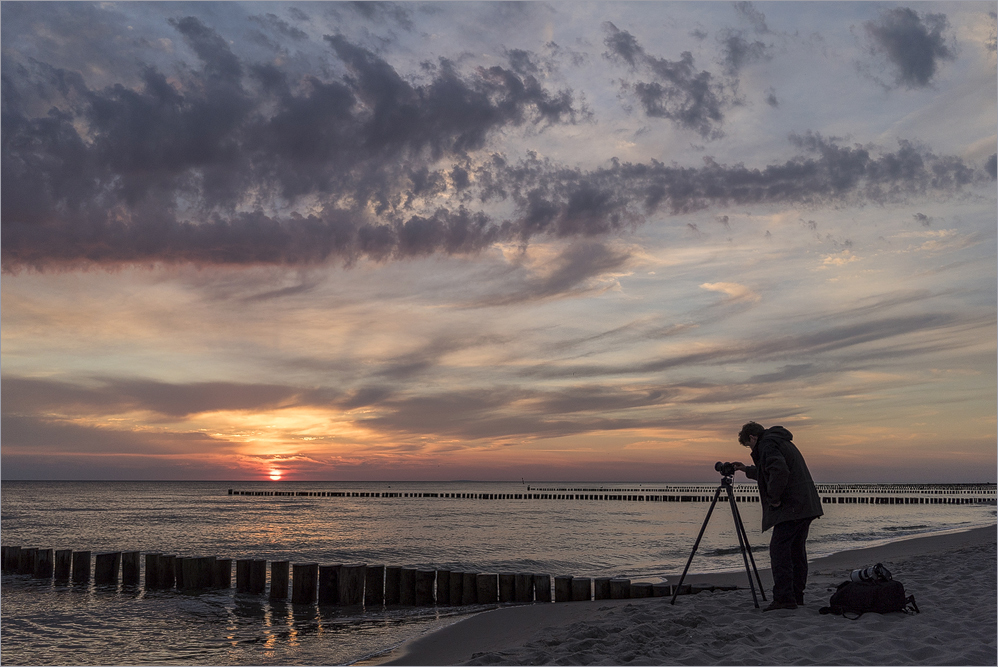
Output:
[526, 311, 978, 379]
[1, 414, 224, 456]
[700, 281, 761, 303]
[602, 22, 729, 138]
[1, 14, 990, 272]
[1, 18, 582, 270]
[863, 7, 955, 89]
[470, 241, 631, 307]
[822, 250, 858, 267]
[717, 29, 772, 76]
[733, 1, 770, 34]
[0, 376, 320, 418]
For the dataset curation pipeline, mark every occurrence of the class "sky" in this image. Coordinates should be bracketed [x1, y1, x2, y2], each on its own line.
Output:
[1, 1, 995, 484]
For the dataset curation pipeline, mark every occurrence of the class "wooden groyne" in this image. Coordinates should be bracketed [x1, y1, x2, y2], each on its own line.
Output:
[226, 483, 997, 505]
[0, 546, 712, 605]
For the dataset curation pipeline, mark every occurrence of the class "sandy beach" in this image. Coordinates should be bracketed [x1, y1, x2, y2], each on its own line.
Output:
[374, 525, 996, 666]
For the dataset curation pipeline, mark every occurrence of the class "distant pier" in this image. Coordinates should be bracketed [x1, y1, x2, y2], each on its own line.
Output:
[225, 483, 997, 506]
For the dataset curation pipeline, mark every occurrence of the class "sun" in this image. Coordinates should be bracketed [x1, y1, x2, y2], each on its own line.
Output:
[269, 469, 282, 481]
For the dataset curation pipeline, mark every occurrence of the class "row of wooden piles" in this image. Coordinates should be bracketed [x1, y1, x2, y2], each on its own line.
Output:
[1, 545, 714, 604]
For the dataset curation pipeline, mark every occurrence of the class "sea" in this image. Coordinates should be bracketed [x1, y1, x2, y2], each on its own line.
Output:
[1, 480, 995, 666]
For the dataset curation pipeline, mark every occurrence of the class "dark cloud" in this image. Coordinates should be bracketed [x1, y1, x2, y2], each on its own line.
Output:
[1, 14, 989, 271]
[526, 311, 973, 379]
[248, 13, 309, 41]
[913, 212, 932, 226]
[470, 241, 631, 307]
[733, 1, 769, 34]
[718, 29, 772, 76]
[2, 18, 581, 270]
[988, 12, 997, 54]
[1, 376, 319, 419]
[357, 385, 704, 442]
[1, 415, 222, 456]
[864, 7, 955, 89]
[343, 2, 414, 30]
[603, 22, 728, 138]
[765, 88, 778, 107]
[986, 154, 997, 179]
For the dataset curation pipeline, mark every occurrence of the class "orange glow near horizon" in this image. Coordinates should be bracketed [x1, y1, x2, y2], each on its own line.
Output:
[269, 469, 282, 481]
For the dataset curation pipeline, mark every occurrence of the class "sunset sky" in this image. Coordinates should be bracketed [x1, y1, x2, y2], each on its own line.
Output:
[2, 1, 995, 483]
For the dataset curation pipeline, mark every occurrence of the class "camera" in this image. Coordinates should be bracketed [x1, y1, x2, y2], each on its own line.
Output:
[715, 461, 736, 477]
[850, 563, 892, 583]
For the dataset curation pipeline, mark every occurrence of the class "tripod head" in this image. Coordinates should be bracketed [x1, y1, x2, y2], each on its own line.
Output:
[714, 461, 737, 484]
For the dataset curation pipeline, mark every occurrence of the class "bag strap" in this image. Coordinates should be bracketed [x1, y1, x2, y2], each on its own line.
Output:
[819, 605, 863, 620]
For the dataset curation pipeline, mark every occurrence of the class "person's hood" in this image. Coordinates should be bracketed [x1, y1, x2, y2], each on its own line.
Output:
[765, 425, 794, 441]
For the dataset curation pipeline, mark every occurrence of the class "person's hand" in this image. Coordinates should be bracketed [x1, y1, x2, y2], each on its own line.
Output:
[770, 500, 782, 508]
[732, 462, 747, 472]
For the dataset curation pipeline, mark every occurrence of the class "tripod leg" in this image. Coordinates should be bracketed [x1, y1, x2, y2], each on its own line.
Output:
[725, 484, 760, 609]
[670, 486, 724, 605]
[730, 492, 767, 601]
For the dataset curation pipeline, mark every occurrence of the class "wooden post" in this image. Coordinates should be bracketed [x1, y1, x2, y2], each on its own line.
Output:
[399, 568, 417, 605]
[533, 574, 552, 602]
[292, 563, 318, 604]
[630, 582, 652, 598]
[651, 583, 670, 597]
[158, 555, 176, 589]
[318, 564, 341, 605]
[145, 554, 161, 589]
[339, 564, 366, 605]
[365, 565, 385, 607]
[2, 546, 20, 572]
[571, 577, 592, 601]
[554, 575, 573, 602]
[270, 560, 289, 599]
[181, 556, 213, 590]
[514, 573, 533, 602]
[498, 573, 516, 602]
[33, 549, 54, 578]
[476, 573, 498, 604]
[180, 557, 194, 589]
[448, 570, 464, 606]
[594, 577, 611, 600]
[174, 557, 186, 589]
[213, 559, 232, 588]
[249, 559, 267, 594]
[461, 572, 478, 605]
[609, 578, 631, 599]
[54, 550, 72, 580]
[72, 551, 91, 583]
[18, 548, 37, 575]
[121, 551, 141, 586]
[94, 552, 121, 585]
[236, 559, 251, 592]
[436, 570, 451, 605]
[415, 570, 435, 605]
[384, 566, 401, 605]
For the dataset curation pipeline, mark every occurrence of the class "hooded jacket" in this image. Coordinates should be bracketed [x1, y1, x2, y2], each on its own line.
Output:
[743, 426, 823, 532]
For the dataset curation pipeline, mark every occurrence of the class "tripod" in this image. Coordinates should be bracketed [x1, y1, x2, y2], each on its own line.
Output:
[670, 475, 766, 608]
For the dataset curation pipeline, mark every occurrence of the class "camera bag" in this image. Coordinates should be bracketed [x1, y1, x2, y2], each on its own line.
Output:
[819, 579, 920, 620]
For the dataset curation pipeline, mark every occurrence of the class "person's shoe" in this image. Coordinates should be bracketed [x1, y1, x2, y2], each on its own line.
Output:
[763, 600, 798, 612]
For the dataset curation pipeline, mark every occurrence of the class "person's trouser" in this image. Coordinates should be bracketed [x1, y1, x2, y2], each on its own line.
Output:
[769, 517, 814, 604]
